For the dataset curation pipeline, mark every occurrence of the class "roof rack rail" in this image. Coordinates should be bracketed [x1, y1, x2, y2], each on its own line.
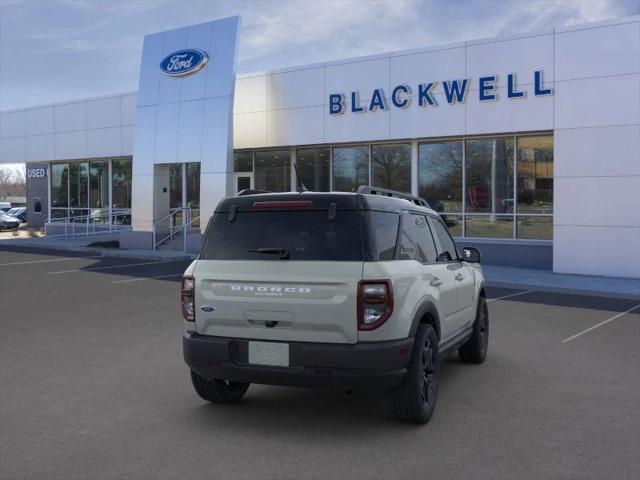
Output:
[236, 189, 271, 196]
[357, 186, 431, 208]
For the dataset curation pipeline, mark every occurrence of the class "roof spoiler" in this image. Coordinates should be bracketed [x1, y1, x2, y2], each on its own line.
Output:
[236, 189, 271, 196]
[357, 186, 431, 208]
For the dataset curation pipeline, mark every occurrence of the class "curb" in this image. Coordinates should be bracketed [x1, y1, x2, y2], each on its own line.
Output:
[486, 281, 640, 301]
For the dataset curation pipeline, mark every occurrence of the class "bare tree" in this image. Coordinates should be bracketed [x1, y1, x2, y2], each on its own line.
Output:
[0, 167, 26, 200]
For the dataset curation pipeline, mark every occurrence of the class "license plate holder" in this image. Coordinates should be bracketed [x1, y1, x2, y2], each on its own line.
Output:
[248, 341, 289, 367]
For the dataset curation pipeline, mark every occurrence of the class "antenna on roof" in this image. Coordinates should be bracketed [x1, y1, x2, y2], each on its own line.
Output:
[293, 162, 309, 194]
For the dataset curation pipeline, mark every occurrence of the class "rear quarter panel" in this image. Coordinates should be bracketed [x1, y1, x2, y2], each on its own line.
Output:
[360, 260, 442, 342]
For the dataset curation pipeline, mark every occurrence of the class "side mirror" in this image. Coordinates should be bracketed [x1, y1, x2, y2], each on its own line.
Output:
[462, 247, 481, 264]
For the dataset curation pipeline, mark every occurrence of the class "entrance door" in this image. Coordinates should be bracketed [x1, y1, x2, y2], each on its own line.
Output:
[234, 173, 253, 194]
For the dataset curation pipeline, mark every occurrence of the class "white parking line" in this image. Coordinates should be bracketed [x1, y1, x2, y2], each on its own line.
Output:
[0, 255, 102, 267]
[487, 289, 534, 303]
[110, 273, 183, 284]
[48, 260, 170, 275]
[562, 304, 640, 343]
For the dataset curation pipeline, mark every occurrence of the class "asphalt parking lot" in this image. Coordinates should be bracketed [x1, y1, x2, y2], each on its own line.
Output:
[0, 247, 638, 480]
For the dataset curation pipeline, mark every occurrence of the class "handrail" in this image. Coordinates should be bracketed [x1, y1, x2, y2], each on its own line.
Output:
[152, 208, 200, 252]
[153, 207, 190, 250]
[45, 210, 132, 238]
[182, 214, 201, 253]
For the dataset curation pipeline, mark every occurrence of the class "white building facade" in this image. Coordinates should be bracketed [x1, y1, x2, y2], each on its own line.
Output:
[1, 15, 639, 278]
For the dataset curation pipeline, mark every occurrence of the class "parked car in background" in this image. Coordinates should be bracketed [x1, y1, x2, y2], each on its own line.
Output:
[6, 207, 26, 223]
[0, 202, 12, 213]
[0, 211, 20, 230]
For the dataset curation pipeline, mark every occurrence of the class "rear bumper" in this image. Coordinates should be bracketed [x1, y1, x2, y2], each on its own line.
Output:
[183, 333, 413, 390]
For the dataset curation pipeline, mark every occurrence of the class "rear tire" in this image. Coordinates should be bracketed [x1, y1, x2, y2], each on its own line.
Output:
[190, 370, 250, 403]
[388, 324, 439, 424]
[458, 296, 489, 364]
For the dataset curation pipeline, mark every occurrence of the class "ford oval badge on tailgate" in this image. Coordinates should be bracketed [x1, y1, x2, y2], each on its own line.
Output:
[200, 305, 215, 312]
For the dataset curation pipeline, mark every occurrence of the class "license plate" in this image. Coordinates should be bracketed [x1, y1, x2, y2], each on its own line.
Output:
[248, 341, 289, 367]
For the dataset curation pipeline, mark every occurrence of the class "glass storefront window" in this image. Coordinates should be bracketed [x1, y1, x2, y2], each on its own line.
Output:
[466, 137, 514, 214]
[418, 141, 463, 213]
[516, 216, 552, 240]
[51, 163, 69, 208]
[372, 144, 411, 193]
[169, 163, 182, 209]
[234, 151, 253, 172]
[111, 158, 132, 209]
[89, 161, 108, 209]
[466, 215, 514, 238]
[332, 146, 369, 192]
[187, 163, 200, 227]
[254, 150, 290, 192]
[517, 136, 553, 214]
[69, 162, 88, 208]
[440, 214, 463, 237]
[296, 147, 330, 192]
[226, 136, 552, 241]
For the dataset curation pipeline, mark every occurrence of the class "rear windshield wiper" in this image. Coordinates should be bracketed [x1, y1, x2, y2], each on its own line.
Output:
[249, 247, 290, 260]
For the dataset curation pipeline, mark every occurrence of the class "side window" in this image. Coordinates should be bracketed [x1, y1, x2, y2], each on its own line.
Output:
[412, 215, 438, 263]
[396, 215, 416, 261]
[366, 211, 400, 261]
[395, 214, 438, 263]
[429, 217, 458, 262]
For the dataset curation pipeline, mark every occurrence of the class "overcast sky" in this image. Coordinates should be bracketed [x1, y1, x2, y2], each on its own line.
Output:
[1, 0, 638, 112]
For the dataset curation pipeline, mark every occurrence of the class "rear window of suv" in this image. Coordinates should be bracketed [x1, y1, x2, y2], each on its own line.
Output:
[200, 210, 365, 261]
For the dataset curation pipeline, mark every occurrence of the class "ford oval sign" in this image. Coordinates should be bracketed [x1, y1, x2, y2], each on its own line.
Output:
[159, 49, 209, 77]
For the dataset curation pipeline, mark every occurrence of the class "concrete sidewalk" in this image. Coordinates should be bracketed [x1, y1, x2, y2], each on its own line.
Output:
[0, 235, 195, 261]
[483, 265, 640, 300]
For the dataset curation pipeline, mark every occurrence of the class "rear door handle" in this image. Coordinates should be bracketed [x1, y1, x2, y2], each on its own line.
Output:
[455, 273, 465, 281]
[430, 278, 443, 287]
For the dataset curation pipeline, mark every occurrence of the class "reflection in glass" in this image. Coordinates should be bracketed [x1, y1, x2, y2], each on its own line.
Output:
[89, 161, 108, 209]
[69, 162, 88, 208]
[296, 148, 330, 192]
[439, 214, 462, 237]
[254, 150, 290, 192]
[516, 216, 552, 240]
[51, 163, 69, 208]
[465, 215, 513, 238]
[332, 146, 369, 192]
[169, 164, 182, 209]
[233, 151, 253, 172]
[466, 138, 514, 213]
[186, 163, 200, 227]
[51, 209, 67, 219]
[372, 144, 411, 193]
[517, 136, 553, 214]
[418, 141, 463, 213]
[111, 157, 132, 209]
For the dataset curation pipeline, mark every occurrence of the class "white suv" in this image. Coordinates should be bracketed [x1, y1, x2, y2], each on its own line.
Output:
[182, 187, 488, 423]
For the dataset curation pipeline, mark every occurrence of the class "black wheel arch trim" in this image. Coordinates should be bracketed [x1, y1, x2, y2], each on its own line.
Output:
[409, 301, 441, 340]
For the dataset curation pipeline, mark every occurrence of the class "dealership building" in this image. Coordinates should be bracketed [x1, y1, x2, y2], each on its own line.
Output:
[0, 15, 638, 278]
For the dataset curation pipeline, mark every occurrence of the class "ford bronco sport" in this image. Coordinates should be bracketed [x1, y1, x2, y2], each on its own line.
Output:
[182, 187, 488, 423]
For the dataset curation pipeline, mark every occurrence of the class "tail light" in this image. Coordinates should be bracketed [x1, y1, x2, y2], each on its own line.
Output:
[181, 276, 195, 321]
[357, 280, 394, 331]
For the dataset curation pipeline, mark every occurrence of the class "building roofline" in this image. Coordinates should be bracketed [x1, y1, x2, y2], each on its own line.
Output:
[2, 14, 638, 114]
